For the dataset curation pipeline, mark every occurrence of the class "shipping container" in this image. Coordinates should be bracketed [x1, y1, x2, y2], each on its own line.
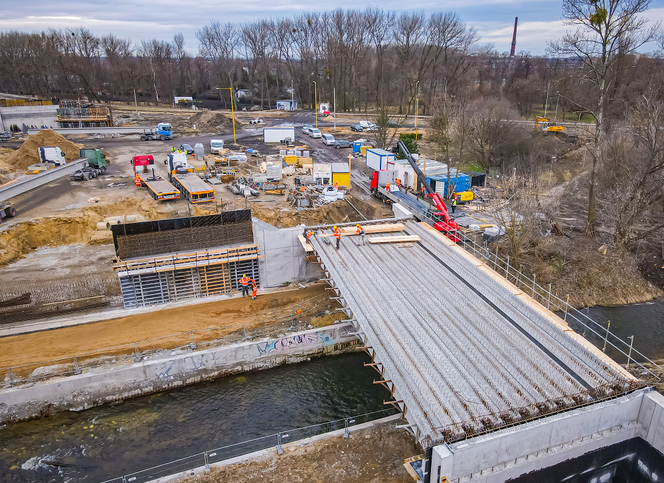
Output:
[427, 173, 471, 197]
[366, 148, 395, 171]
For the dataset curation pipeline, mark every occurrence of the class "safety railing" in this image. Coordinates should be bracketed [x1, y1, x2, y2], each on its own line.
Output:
[0, 293, 338, 388]
[98, 408, 398, 483]
[456, 232, 661, 379]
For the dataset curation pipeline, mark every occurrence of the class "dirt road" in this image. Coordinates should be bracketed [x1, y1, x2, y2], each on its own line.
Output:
[0, 284, 330, 369]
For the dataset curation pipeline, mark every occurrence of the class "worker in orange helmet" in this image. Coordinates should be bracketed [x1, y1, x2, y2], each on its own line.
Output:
[385, 182, 390, 192]
[334, 181, 339, 190]
[134, 172, 141, 188]
[251, 279, 257, 300]
[306, 230, 315, 244]
[395, 178, 401, 188]
[238, 273, 251, 297]
[356, 223, 365, 246]
[333, 225, 341, 250]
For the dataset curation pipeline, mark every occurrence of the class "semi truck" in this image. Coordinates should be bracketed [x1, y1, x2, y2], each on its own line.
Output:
[70, 149, 107, 181]
[133, 154, 180, 201]
[166, 153, 214, 203]
[141, 123, 173, 141]
[26, 147, 67, 174]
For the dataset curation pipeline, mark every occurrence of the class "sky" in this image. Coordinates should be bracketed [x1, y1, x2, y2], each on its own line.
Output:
[1, 0, 664, 56]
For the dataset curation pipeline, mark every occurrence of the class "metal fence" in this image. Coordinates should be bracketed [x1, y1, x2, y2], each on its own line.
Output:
[99, 408, 398, 483]
[457, 232, 662, 379]
[0, 293, 338, 387]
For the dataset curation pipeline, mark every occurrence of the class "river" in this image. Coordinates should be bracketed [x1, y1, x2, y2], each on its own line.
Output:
[0, 352, 392, 482]
[565, 297, 664, 362]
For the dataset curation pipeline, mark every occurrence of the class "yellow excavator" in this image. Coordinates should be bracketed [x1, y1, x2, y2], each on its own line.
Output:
[535, 116, 564, 133]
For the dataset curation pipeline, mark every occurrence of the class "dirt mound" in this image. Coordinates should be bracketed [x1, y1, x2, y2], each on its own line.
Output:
[0, 147, 17, 184]
[250, 195, 379, 228]
[179, 111, 243, 134]
[5, 130, 83, 170]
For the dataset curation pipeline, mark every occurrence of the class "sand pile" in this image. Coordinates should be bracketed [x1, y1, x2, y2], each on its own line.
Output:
[179, 111, 243, 134]
[0, 148, 17, 184]
[5, 130, 83, 170]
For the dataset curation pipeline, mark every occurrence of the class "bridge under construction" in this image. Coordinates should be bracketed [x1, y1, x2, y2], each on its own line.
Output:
[309, 220, 637, 449]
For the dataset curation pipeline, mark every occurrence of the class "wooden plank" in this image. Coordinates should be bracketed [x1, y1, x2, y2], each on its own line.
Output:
[340, 223, 405, 235]
[297, 234, 315, 253]
[368, 235, 420, 244]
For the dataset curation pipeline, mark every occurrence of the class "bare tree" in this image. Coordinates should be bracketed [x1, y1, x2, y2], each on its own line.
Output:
[549, 0, 661, 237]
[465, 98, 519, 172]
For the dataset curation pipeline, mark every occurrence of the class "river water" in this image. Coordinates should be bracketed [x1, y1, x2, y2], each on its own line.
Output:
[564, 297, 664, 362]
[0, 352, 392, 483]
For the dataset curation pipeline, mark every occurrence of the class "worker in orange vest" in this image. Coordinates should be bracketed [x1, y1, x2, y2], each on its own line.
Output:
[356, 223, 365, 246]
[306, 230, 314, 244]
[333, 225, 341, 250]
[238, 274, 251, 297]
[134, 172, 141, 188]
[334, 181, 339, 190]
[251, 279, 257, 300]
[300, 185, 305, 193]
[396, 178, 401, 188]
[385, 182, 390, 192]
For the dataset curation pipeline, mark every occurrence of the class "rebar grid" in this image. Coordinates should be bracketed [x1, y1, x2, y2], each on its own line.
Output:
[310, 221, 635, 445]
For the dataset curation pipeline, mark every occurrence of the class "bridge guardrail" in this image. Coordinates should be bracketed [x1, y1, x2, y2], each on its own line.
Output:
[455, 231, 661, 379]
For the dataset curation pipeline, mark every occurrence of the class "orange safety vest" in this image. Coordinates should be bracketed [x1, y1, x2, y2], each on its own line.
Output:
[385, 182, 390, 190]
[239, 276, 250, 286]
[396, 179, 401, 187]
[334, 182, 339, 189]
[307, 231, 313, 240]
[356, 225, 363, 235]
[334, 228, 341, 240]
[251, 280, 257, 294]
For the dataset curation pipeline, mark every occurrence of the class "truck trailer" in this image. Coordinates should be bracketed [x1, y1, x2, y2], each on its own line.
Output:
[141, 123, 173, 141]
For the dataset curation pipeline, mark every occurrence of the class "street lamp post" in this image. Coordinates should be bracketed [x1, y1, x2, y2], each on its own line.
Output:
[313, 81, 318, 128]
[415, 80, 420, 139]
[216, 87, 236, 144]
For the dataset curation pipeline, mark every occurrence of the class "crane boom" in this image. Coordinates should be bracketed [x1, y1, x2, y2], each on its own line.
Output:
[396, 141, 460, 241]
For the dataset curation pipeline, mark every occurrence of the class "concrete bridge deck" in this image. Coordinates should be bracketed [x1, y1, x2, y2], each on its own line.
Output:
[310, 220, 637, 447]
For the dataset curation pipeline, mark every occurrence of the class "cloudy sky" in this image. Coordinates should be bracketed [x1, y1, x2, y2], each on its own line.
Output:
[2, 0, 663, 55]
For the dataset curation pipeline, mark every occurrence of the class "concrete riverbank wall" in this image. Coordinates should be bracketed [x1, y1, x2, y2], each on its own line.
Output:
[431, 388, 664, 483]
[0, 323, 358, 423]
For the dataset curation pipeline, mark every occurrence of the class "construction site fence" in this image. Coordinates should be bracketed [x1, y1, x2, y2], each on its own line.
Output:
[99, 408, 398, 483]
[0, 273, 122, 324]
[457, 233, 661, 379]
[0, 293, 336, 388]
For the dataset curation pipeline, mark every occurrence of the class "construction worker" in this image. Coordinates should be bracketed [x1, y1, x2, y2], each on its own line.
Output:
[356, 223, 365, 246]
[171, 146, 175, 153]
[452, 195, 457, 214]
[134, 172, 141, 188]
[238, 274, 251, 297]
[334, 181, 339, 190]
[385, 182, 390, 192]
[300, 185, 306, 193]
[251, 279, 257, 300]
[395, 178, 401, 188]
[306, 230, 314, 244]
[333, 225, 341, 250]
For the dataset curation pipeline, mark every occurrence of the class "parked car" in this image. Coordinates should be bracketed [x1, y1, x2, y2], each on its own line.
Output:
[302, 124, 313, 134]
[387, 120, 398, 127]
[366, 124, 378, 132]
[309, 128, 322, 139]
[179, 144, 194, 154]
[350, 124, 363, 132]
[359, 121, 374, 129]
[321, 133, 335, 146]
[334, 139, 352, 149]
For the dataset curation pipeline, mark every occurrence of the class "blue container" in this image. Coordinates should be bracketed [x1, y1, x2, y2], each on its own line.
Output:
[428, 174, 471, 197]
[353, 141, 362, 154]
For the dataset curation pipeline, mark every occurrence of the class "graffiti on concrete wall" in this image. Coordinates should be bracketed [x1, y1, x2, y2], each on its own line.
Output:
[153, 324, 355, 378]
[256, 325, 353, 356]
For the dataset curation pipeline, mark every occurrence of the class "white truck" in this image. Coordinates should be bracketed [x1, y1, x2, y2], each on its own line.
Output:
[26, 147, 67, 174]
[210, 139, 224, 154]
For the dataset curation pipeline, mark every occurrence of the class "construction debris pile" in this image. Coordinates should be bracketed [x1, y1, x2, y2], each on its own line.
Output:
[175, 111, 243, 134]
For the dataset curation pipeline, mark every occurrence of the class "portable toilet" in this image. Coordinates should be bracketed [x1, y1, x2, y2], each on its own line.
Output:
[353, 141, 362, 154]
[194, 143, 205, 160]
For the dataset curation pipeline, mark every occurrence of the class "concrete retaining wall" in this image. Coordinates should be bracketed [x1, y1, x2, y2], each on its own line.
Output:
[0, 323, 358, 424]
[431, 388, 664, 483]
[253, 218, 318, 287]
[0, 105, 58, 131]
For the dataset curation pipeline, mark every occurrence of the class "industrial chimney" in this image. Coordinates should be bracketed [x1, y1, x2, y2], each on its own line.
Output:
[510, 17, 518, 57]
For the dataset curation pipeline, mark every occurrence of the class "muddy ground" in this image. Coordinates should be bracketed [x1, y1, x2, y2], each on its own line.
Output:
[183, 420, 419, 483]
[0, 283, 338, 370]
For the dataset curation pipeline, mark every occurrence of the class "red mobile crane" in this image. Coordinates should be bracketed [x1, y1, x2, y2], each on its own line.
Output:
[397, 141, 460, 242]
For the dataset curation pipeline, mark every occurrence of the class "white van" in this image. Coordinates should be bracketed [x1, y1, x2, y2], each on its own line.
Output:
[359, 121, 374, 129]
[309, 128, 322, 139]
[210, 139, 224, 154]
[321, 133, 335, 146]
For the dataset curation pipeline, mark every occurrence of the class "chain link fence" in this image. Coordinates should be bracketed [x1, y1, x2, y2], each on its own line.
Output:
[99, 408, 398, 483]
[0, 293, 339, 388]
